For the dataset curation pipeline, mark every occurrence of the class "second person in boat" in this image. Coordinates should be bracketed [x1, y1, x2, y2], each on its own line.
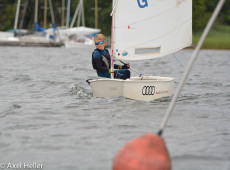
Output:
[92, 33, 131, 80]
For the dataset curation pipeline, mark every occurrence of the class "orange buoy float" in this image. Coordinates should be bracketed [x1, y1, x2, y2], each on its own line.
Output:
[113, 133, 171, 170]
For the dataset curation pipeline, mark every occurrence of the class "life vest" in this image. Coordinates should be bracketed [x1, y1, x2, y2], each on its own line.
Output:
[92, 49, 110, 70]
[92, 53, 97, 70]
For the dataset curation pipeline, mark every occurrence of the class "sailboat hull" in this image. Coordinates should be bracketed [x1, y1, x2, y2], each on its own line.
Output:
[88, 76, 174, 101]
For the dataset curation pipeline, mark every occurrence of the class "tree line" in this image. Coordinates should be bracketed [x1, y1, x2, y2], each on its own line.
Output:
[0, 0, 229, 35]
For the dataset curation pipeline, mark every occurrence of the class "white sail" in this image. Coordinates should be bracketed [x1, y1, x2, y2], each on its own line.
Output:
[112, 0, 192, 60]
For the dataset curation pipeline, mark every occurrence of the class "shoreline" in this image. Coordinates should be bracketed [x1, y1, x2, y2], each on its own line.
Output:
[192, 24, 230, 50]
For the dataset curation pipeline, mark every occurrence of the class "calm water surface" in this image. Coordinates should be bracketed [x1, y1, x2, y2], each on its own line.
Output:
[0, 47, 229, 170]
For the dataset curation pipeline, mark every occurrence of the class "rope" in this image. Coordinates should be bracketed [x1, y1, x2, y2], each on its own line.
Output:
[173, 53, 184, 68]
[157, 0, 226, 136]
[117, 59, 143, 77]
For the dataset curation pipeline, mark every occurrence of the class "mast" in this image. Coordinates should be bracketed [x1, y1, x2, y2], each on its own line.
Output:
[34, 0, 38, 24]
[77, 0, 82, 27]
[48, 0, 55, 25]
[48, 0, 59, 41]
[19, 0, 28, 31]
[44, 0, 47, 28]
[81, 0, 85, 27]
[62, 0, 65, 26]
[14, 0, 21, 32]
[70, 0, 85, 28]
[110, 0, 117, 79]
[70, 2, 80, 28]
[95, 0, 98, 29]
[66, 0, 71, 28]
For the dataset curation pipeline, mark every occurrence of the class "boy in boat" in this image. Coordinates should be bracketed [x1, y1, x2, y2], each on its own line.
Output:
[92, 33, 130, 80]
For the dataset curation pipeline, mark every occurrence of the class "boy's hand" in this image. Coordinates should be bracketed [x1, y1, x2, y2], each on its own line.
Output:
[123, 63, 130, 69]
[109, 69, 115, 74]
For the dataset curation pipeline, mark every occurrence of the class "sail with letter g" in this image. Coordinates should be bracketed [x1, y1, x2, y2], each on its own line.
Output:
[112, 0, 192, 60]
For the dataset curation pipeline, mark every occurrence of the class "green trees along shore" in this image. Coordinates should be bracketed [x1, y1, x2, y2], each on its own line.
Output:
[192, 0, 230, 49]
[0, 0, 229, 49]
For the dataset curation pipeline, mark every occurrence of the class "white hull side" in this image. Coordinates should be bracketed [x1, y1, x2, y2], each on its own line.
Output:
[89, 78, 124, 98]
[89, 76, 174, 101]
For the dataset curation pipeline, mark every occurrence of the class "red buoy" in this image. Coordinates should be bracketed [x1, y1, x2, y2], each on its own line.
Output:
[113, 133, 171, 170]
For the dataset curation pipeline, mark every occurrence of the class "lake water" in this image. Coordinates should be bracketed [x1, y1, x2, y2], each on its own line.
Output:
[0, 46, 229, 170]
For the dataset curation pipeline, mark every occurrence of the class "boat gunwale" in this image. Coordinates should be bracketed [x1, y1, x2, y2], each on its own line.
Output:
[89, 76, 175, 83]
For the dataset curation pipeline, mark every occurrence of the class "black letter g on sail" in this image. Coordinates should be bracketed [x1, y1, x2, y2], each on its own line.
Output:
[142, 86, 155, 95]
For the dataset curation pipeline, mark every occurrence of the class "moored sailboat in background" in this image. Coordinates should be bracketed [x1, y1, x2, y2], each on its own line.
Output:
[0, 0, 100, 48]
[57, 0, 101, 48]
[0, 0, 63, 47]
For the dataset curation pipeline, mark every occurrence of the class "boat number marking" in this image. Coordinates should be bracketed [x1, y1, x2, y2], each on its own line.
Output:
[137, 0, 148, 8]
[142, 86, 155, 95]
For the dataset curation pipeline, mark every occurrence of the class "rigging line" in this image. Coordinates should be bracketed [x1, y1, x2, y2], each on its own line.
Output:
[117, 59, 142, 76]
[120, 18, 192, 52]
[173, 53, 184, 68]
[157, 0, 226, 136]
[129, 67, 143, 76]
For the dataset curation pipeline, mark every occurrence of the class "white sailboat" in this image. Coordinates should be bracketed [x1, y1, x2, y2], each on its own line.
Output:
[0, 0, 63, 47]
[87, 0, 192, 101]
[61, 0, 101, 48]
[61, 26, 100, 48]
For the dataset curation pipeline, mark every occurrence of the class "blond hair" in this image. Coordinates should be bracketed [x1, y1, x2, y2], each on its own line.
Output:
[94, 33, 106, 42]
